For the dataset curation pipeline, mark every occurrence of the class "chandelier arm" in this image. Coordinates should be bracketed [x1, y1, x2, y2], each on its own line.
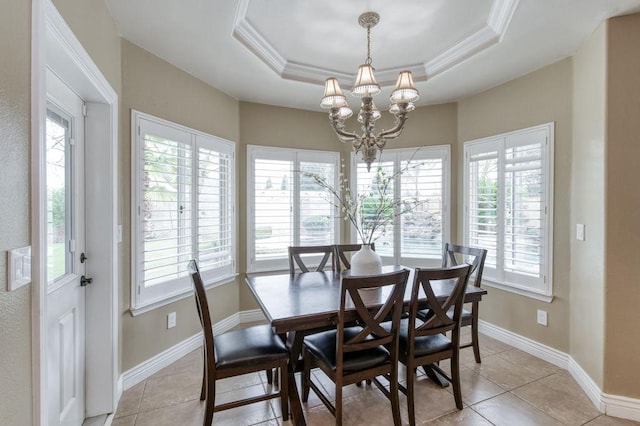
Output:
[329, 120, 359, 143]
[378, 113, 409, 139]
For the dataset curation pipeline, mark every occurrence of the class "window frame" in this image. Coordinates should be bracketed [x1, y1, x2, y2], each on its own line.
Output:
[246, 145, 341, 273]
[350, 145, 451, 268]
[131, 110, 237, 313]
[463, 122, 554, 302]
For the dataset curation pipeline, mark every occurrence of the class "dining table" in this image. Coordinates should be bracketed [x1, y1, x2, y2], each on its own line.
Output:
[245, 265, 487, 426]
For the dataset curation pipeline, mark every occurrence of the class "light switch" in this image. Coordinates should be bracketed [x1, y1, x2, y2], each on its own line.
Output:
[7, 246, 31, 291]
[576, 224, 585, 241]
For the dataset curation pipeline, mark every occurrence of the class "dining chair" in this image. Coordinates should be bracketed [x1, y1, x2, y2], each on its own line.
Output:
[334, 243, 376, 272]
[398, 264, 472, 425]
[301, 269, 410, 426]
[418, 243, 488, 363]
[188, 260, 289, 425]
[288, 245, 335, 273]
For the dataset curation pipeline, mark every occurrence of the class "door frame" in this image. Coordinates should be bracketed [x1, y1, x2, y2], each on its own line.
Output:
[31, 0, 119, 424]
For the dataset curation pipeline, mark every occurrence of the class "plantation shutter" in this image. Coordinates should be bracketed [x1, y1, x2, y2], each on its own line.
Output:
[138, 120, 193, 303]
[133, 112, 236, 310]
[400, 157, 445, 260]
[195, 135, 234, 283]
[466, 141, 499, 278]
[251, 153, 294, 267]
[247, 146, 340, 272]
[503, 130, 546, 285]
[464, 123, 553, 297]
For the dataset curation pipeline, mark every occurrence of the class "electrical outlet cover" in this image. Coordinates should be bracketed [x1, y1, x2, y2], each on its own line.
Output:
[8, 246, 31, 291]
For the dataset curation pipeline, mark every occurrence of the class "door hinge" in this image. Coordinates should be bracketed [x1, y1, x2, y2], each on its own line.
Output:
[82, 103, 87, 117]
[69, 137, 75, 146]
[69, 239, 76, 253]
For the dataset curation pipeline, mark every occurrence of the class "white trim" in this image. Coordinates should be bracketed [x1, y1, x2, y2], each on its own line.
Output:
[120, 310, 264, 391]
[31, 0, 46, 424]
[232, 0, 518, 85]
[122, 333, 205, 391]
[33, 1, 119, 423]
[479, 320, 640, 422]
[568, 357, 604, 411]
[239, 308, 267, 323]
[129, 274, 238, 316]
[478, 320, 568, 369]
[602, 394, 640, 422]
[481, 280, 555, 303]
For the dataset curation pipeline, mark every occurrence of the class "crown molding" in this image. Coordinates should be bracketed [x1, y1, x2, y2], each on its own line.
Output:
[232, 0, 520, 86]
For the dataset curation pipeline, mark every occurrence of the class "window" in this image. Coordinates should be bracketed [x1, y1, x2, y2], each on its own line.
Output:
[131, 111, 235, 310]
[464, 123, 554, 300]
[351, 146, 450, 267]
[247, 145, 340, 272]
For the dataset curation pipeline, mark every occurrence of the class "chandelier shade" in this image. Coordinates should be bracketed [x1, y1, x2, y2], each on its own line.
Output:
[320, 77, 348, 109]
[391, 71, 420, 104]
[321, 11, 420, 170]
[352, 64, 381, 97]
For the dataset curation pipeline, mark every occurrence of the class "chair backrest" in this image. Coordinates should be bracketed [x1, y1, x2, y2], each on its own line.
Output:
[441, 243, 487, 287]
[288, 245, 335, 274]
[188, 260, 216, 376]
[337, 269, 410, 371]
[334, 243, 376, 272]
[408, 265, 472, 349]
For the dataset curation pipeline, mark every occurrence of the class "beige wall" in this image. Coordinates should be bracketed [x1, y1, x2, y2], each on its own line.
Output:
[604, 14, 640, 398]
[457, 59, 573, 352]
[120, 40, 241, 370]
[238, 101, 458, 310]
[0, 0, 121, 423]
[570, 23, 607, 387]
[0, 0, 32, 423]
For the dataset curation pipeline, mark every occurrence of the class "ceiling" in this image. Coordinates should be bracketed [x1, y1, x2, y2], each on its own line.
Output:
[105, 0, 640, 112]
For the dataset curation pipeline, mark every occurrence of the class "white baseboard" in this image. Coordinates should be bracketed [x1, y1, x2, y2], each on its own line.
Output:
[239, 308, 267, 323]
[479, 320, 640, 422]
[568, 356, 604, 411]
[120, 309, 263, 392]
[603, 394, 640, 421]
[478, 320, 569, 369]
[121, 332, 204, 391]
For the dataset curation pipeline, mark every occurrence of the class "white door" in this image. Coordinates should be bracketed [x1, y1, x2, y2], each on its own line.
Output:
[46, 69, 87, 426]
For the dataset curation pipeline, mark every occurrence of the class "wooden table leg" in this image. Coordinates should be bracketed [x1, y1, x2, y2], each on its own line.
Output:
[280, 332, 307, 426]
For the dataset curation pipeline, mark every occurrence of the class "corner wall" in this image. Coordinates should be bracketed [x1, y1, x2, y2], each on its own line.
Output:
[604, 13, 640, 398]
[457, 59, 573, 353]
[570, 23, 606, 388]
[120, 40, 241, 370]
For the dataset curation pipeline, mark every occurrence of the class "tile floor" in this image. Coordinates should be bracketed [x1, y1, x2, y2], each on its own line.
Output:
[112, 325, 639, 426]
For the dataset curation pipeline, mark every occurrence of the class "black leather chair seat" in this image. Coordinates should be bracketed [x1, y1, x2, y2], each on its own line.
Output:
[417, 308, 471, 322]
[303, 326, 390, 372]
[382, 319, 453, 357]
[215, 324, 289, 369]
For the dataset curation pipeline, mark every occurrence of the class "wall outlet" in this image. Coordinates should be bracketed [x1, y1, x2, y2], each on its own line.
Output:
[167, 312, 177, 329]
[576, 223, 585, 241]
[537, 309, 548, 326]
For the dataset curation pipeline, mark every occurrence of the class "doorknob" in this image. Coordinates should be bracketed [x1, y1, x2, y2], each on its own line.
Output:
[80, 275, 93, 287]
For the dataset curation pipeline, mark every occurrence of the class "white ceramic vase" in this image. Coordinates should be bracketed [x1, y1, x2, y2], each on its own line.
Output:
[350, 244, 382, 275]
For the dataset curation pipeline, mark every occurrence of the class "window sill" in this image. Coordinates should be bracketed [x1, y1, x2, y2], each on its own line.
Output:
[482, 279, 554, 303]
[129, 273, 239, 316]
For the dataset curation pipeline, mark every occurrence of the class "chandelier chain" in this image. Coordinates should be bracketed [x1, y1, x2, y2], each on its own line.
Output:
[365, 26, 372, 65]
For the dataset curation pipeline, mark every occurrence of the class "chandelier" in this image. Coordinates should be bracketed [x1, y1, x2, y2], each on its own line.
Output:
[320, 12, 419, 171]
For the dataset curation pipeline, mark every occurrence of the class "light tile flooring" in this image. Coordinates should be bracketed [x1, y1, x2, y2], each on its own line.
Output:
[113, 325, 639, 426]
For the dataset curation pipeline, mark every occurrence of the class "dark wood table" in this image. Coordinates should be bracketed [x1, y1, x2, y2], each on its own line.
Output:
[245, 265, 487, 426]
